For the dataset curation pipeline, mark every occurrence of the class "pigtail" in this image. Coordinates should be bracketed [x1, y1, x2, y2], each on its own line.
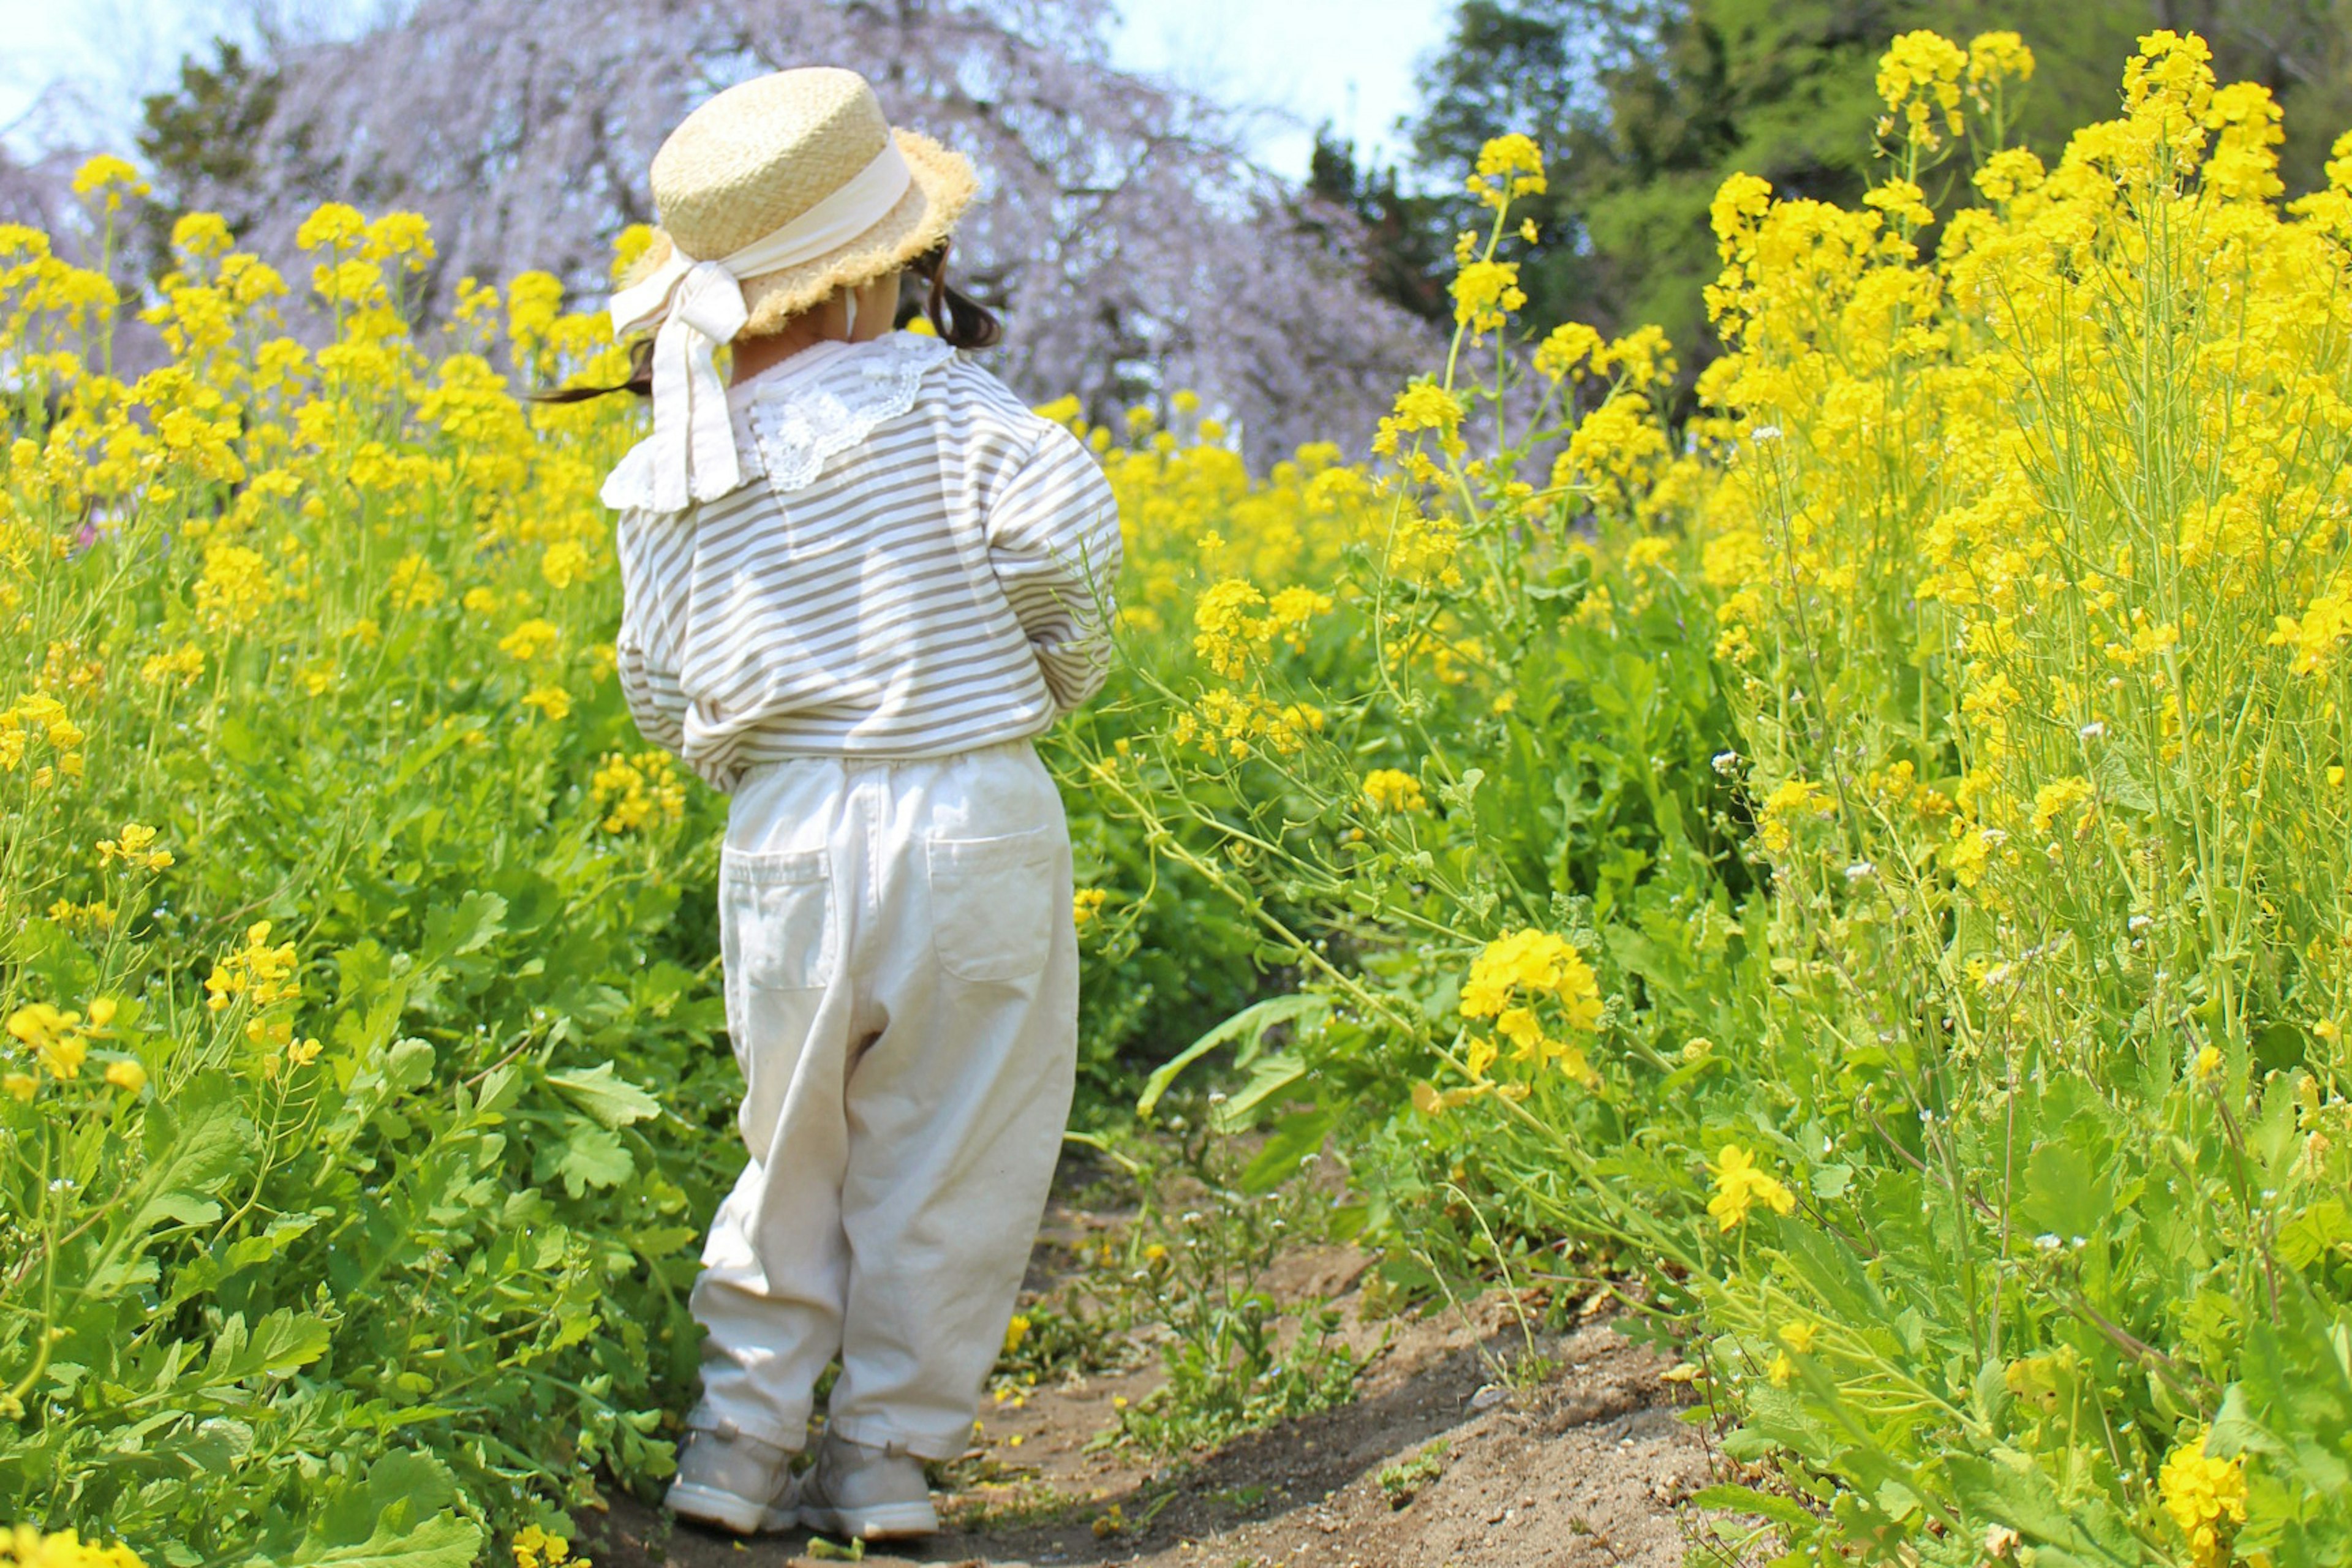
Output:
[532, 337, 655, 404]
[907, 239, 1003, 350]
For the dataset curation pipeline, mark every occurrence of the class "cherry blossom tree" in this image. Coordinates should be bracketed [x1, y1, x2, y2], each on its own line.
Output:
[147, 0, 1433, 455]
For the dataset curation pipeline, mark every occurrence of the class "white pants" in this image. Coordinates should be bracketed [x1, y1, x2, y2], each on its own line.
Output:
[687, 741, 1078, 1460]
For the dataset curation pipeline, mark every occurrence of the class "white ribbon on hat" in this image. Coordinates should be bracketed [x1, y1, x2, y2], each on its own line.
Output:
[609, 137, 914, 513]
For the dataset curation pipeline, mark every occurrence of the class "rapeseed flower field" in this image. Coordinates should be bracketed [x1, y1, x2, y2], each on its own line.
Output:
[0, 26, 2346, 1568]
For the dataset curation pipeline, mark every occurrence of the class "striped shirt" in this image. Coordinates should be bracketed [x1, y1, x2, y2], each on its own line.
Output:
[609, 333, 1122, 791]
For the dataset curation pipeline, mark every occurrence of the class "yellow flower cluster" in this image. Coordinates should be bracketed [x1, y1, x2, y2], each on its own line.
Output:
[96, 823, 173, 872]
[1875, 30, 1969, 149]
[1451, 259, 1524, 337]
[1361, 769, 1426, 814]
[510, 1526, 586, 1568]
[1466, 134, 1546, 209]
[1171, 687, 1326, 761]
[1190, 578, 1330, 680]
[1371, 382, 1467, 488]
[194, 545, 279, 631]
[590, 751, 687, 835]
[204, 922, 301, 1013]
[3, 998, 138, 1098]
[1451, 929, 1605, 1089]
[499, 618, 561, 662]
[0, 695, 85, 782]
[1754, 778, 1833, 856]
[2158, 1432, 2247, 1567]
[0, 1528, 144, 1568]
[1706, 1144, 1797, 1231]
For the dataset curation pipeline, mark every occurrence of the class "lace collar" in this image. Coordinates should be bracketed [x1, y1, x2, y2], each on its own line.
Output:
[600, 331, 956, 511]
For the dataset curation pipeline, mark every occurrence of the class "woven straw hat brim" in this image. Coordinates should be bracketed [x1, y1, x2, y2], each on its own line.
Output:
[625, 129, 976, 340]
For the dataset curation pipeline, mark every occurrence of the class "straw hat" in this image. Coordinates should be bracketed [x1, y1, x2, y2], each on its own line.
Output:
[630, 67, 977, 337]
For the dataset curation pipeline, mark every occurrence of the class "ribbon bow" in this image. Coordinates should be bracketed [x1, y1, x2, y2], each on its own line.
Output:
[608, 138, 914, 513]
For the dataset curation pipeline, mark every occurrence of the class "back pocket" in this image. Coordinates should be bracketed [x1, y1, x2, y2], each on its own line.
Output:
[720, 847, 834, 992]
[925, 826, 1058, 984]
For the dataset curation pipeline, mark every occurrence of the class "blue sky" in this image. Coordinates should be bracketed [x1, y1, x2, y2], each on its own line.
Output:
[1, 0, 1456, 180]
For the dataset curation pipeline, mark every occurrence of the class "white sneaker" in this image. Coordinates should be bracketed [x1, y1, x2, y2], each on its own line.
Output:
[664, 1426, 799, 1534]
[792, 1431, 938, 1540]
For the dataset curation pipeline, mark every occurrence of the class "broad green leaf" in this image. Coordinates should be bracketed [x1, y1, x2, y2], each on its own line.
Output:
[251, 1511, 481, 1568]
[1945, 1453, 2141, 1567]
[2018, 1139, 2112, 1247]
[418, 891, 507, 972]
[202, 1309, 331, 1386]
[1210, 1052, 1307, 1132]
[554, 1125, 633, 1196]
[132, 1089, 252, 1232]
[546, 1060, 661, 1128]
[1687, 1483, 1817, 1531]
[1240, 1104, 1340, 1194]
[1137, 993, 1325, 1117]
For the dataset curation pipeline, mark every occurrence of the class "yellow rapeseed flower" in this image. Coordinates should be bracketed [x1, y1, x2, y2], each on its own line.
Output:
[499, 618, 561, 662]
[8, 1003, 87, 1080]
[1460, 929, 1604, 1032]
[0, 1526, 148, 1568]
[521, 686, 573, 722]
[1467, 134, 1545, 209]
[1362, 768, 1427, 813]
[1755, 778, 1833, 856]
[2158, 1430, 2246, 1567]
[72, 154, 150, 205]
[1707, 1144, 1797, 1231]
[1452, 259, 1525, 336]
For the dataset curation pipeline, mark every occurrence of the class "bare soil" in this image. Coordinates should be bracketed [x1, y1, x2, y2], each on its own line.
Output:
[580, 1193, 1723, 1568]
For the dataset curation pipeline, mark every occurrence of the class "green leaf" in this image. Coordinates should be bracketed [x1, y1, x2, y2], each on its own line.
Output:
[383, 1038, 437, 1093]
[1687, 1483, 1817, 1531]
[1945, 1453, 2141, 1567]
[1240, 1104, 1340, 1194]
[251, 1511, 481, 1568]
[417, 891, 507, 973]
[202, 1309, 331, 1386]
[546, 1060, 661, 1129]
[2090, 744, 2156, 815]
[1210, 1053, 1307, 1133]
[133, 1085, 252, 1232]
[2018, 1139, 2113, 1246]
[221, 1212, 325, 1275]
[554, 1124, 633, 1196]
[1137, 993, 1325, 1117]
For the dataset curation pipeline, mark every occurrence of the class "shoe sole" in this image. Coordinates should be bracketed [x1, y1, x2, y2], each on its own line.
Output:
[797, 1499, 938, 1540]
[665, 1480, 797, 1535]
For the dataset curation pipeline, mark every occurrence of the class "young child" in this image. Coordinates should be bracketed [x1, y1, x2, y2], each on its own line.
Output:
[591, 67, 1121, 1540]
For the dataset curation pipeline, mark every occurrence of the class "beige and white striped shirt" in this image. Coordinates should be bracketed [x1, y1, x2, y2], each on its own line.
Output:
[607, 333, 1121, 791]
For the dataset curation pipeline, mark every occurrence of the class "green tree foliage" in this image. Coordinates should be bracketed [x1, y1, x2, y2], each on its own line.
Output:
[134, 40, 284, 278]
[1306, 131, 1455, 324]
[1370, 0, 2352, 353]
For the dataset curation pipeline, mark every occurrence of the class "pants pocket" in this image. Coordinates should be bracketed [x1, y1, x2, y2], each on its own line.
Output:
[720, 846, 835, 993]
[924, 826, 1059, 984]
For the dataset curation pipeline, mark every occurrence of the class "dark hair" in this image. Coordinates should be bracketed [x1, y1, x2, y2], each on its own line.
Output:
[903, 239, 1002, 350]
[533, 337, 654, 404]
[533, 241, 1000, 404]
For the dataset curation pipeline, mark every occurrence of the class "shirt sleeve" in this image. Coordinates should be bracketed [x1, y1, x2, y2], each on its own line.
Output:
[612, 508, 691, 756]
[985, 422, 1124, 713]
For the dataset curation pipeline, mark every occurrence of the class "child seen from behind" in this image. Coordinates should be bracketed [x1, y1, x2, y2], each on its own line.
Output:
[580, 66, 1121, 1542]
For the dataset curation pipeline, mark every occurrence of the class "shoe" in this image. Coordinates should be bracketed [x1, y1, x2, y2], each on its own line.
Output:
[792, 1431, 938, 1540]
[664, 1426, 799, 1534]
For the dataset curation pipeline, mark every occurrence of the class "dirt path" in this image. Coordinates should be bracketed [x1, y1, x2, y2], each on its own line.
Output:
[582, 1194, 1721, 1568]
